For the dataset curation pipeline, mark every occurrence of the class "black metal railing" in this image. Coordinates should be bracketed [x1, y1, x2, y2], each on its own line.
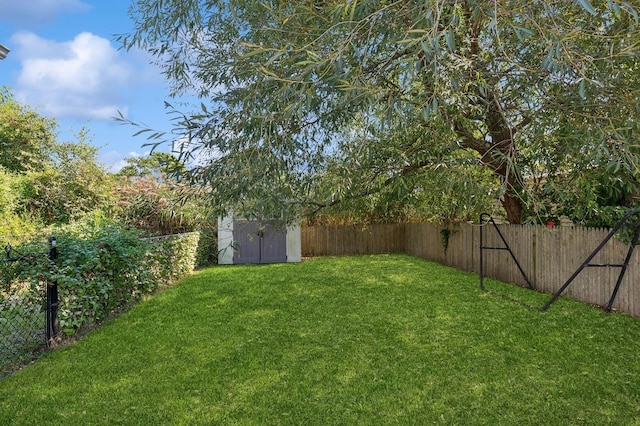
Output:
[479, 213, 533, 291]
[479, 210, 640, 313]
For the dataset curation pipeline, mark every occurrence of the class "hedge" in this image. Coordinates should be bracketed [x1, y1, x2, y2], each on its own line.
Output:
[1, 217, 217, 337]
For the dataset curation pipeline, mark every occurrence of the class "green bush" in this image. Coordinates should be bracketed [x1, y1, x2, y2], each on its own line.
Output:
[2, 216, 205, 336]
[145, 232, 200, 286]
[195, 228, 218, 268]
[0, 168, 37, 241]
[52, 219, 150, 334]
[113, 176, 205, 236]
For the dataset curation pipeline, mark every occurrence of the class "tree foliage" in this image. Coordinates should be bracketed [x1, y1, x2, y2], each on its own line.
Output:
[0, 168, 35, 240]
[0, 87, 56, 174]
[114, 175, 208, 235]
[116, 151, 188, 179]
[19, 134, 115, 224]
[112, 152, 212, 235]
[120, 0, 640, 224]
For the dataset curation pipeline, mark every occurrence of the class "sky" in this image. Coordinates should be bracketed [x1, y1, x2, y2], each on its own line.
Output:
[0, 0, 183, 171]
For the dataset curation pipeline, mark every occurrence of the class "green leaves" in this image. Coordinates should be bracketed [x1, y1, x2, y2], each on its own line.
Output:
[576, 0, 597, 16]
[0, 87, 57, 174]
[121, 0, 640, 225]
[3, 218, 202, 337]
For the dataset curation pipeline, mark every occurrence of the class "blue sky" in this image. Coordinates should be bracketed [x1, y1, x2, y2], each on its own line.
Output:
[0, 0, 182, 171]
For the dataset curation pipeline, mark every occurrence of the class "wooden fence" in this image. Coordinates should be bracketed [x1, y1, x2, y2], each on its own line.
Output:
[302, 222, 640, 317]
[301, 224, 405, 257]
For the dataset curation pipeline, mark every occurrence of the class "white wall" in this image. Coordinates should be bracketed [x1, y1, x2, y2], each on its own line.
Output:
[217, 215, 234, 265]
[286, 223, 301, 262]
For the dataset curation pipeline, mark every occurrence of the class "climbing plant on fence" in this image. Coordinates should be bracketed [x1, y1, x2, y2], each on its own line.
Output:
[50, 221, 201, 335]
[1, 215, 206, 376]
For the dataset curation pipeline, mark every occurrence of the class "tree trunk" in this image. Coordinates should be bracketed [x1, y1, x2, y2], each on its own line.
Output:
[453, 119, 526, 223]
[485, 90, 525, 224]
[502, 190, 523, 224]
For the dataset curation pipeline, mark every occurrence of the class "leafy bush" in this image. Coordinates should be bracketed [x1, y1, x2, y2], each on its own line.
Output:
[145, 232, 200, 286]
[195, 228, 218, 268]
[51, 218, 151, 334]
[114, 176, 205, 236]
[17, 142, 116, 225]
[0, 168, 37, 241]
[2, 215, 205, 337]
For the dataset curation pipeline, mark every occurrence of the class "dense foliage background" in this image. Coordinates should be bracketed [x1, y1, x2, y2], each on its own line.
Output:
[0, 87, 217, 338]
[118, 0, 640, 227]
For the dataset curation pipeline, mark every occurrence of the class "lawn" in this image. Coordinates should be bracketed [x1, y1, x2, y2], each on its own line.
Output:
[1, 254, 640, 425]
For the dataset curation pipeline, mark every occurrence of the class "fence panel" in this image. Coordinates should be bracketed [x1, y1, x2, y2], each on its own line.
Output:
[301, 224, 405, 257]
[1, 281, 46, 380]
[303, 222, 640, 317]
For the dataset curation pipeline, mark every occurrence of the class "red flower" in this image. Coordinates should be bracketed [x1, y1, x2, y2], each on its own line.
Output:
[546, 221, 556, 228]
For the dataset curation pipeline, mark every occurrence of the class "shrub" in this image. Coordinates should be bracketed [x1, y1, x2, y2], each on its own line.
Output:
[0, 168, 37, 241]
[58, 224, 145, 333]
[2, 215, 205, 337]
[114, 176, 205, 236]
[145, 232, 200, 286]
[195, 228, 218, 268]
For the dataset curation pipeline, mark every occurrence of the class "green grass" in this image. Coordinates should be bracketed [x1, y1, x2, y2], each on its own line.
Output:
[1, 254, 640, 425]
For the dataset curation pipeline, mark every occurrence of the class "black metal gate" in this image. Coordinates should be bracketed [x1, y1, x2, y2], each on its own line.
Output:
[479, 210, 640, 312]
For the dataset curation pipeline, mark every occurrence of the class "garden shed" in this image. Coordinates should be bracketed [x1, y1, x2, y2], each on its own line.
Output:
[217, 215, 301, 265]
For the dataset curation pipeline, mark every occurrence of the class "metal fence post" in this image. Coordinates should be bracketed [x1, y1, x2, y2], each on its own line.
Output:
[46, 236, 59, 346]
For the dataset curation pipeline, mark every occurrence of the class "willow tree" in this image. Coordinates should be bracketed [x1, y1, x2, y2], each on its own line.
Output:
[120, 0, 640, 224]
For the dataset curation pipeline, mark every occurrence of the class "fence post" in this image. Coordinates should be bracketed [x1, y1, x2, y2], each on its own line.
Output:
[46, 236, 59, 346]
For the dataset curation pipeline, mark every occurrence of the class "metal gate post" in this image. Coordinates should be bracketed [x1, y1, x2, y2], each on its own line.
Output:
[46, 236, 59, 346]
[479, 213, 533, 290]
[541, 208, 640, 312]
[479, 216, 485, 290]
[605, 225, 640, 312]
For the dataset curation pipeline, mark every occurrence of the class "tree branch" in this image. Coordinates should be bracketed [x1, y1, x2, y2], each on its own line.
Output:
[303, 158, 434, 216]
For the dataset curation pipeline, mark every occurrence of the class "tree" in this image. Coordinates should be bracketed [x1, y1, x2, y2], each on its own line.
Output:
[116, 151, 188, 180]
[19, 132, 115, 224]
[0, 167, 35, 240]
[120, 0, 640, 224]
[0, 90, 114, 227]
[0, 87, 57, 173]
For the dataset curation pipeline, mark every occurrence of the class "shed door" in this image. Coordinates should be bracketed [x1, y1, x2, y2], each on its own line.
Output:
[260, 222, 287, 263]
[233, 221, 261, 264]
[233, 220, 287, 264]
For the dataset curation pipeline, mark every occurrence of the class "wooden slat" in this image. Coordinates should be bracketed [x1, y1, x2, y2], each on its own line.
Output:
[302, 222, 640, 317]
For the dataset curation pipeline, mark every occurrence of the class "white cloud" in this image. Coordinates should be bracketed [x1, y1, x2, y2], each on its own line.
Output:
[11, 31, 146, 120]
[101, 150, 152, 173]
[0, 1, 90, 27]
